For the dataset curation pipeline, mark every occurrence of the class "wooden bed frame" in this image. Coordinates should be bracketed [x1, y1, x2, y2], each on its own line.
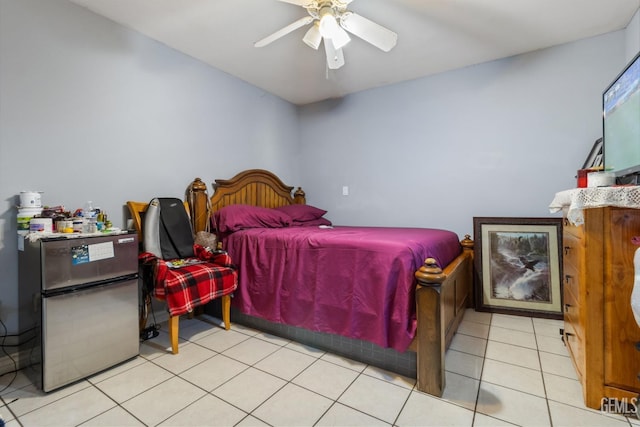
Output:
[188, 169, 474, 396]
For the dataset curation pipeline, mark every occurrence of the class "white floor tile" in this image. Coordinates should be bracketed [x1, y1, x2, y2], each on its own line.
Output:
[253, 382, 333, 426]
[542, 371, 585, 408]
[476, 382, 550, 427]
[491, 314, 534, 333]
[338, 374, 410, 424]
[235, 414, 270, 426]
[221, 336, 281, 365]
[228, 323, 261, 336]
[17, 385, 115, 427]
[362, 365, 416, 389]
[178, 316, 224, 341]
[396, 389, 474, 426]
[445, 349, 484, 380]
[536, 334, 568, 356]
[284, 340, 326, 358]
[539, 351, 577, 380]
[254, 346, 317, 380]
[87, 356, 146, 384]
[489, 325, 537, 349]
[472, 412, 519, 426]
[548, 400, 630, 426]
[121, 376, 206, 426]
[320, 352, 367, 372]
[532, 318, 564, 337]
[5, 379, 92, 417]
[139, 328, 186, 358]
[292, 359, 359, 400]
[484, 340, 540, 370]
[210, 367, 286, 413]
[93, 361, 173, 403]
[158, 393, 247, 426]
[463, 309, 492, 325]
[193, 328, 250, 353]
[316, 402, 391, 426]
[457, 321, 491, 339]
[180, 354, 248, 392]
[252, 331, 291, 346]
[80, 405, 145, 426]
[481, 359, 545, 397]
[450, 333, 488, 357]
[441, 371, 480, 411]
[152, 342, 217, 375]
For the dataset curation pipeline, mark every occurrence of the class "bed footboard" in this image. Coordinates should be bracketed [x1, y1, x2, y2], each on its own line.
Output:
[414, 236, 474, 396]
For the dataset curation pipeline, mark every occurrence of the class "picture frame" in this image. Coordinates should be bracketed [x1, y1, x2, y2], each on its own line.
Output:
[473, 217, 563, 319]
[582, 137, 604, 170]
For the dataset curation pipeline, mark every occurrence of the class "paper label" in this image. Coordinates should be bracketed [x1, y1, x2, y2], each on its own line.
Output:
[88, 241, 115, 261]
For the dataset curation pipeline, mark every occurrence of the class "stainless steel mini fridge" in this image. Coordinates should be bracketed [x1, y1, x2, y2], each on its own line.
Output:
[19, 233, 139, 392]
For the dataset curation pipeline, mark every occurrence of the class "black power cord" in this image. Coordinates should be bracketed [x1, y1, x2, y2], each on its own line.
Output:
[0, 316, 17, 394]
[139, 287, 159, 342]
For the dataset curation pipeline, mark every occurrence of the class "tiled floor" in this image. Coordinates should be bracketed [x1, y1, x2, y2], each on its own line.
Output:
[1, 310, 639, 426]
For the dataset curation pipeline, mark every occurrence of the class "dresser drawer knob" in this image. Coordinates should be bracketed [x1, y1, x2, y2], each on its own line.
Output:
[564, 246, 572, 255]
[564, 303, 571, 312]
[565, 274, 573, 284]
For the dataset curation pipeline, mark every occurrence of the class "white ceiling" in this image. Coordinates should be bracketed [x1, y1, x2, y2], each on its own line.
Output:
[69, 0, 640, 105]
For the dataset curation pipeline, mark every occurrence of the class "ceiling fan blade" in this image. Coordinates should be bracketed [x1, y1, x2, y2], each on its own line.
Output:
[340, 12, 397, 52]
[324, 39, 345, 69]
[276, 0, 316, 6]
[254, 16, 314, 47]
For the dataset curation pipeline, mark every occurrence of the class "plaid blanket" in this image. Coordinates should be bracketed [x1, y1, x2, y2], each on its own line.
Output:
[139, 245, 238, 317]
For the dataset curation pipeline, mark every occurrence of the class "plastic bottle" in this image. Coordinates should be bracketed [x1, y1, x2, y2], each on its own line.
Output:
[83, 201, 94, 218]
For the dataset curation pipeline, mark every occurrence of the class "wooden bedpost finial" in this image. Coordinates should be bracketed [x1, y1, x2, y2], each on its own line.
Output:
[415, 258, 446, 287]
[461, 234, 474, 251]
[190, 177, 207, 193]
[294, 187, 306, 204]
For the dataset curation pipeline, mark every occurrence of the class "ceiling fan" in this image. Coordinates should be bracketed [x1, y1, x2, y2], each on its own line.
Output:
[254, 0, 398, 70]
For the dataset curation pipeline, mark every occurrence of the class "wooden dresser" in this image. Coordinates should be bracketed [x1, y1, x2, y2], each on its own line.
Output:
[562, 206, 640, 409]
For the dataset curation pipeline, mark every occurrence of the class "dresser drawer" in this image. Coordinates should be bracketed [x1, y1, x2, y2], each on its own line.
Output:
[563, 286, 583, 341]
[563, 320, 584, 380]
[563, 217, 584, 239]
[562, 233, 584, 290]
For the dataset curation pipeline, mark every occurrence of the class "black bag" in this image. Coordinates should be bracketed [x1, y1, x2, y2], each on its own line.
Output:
[144, 197, 194, 259]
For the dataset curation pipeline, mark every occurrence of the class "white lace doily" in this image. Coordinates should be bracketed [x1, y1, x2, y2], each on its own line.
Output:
[549, 187, 640, 225]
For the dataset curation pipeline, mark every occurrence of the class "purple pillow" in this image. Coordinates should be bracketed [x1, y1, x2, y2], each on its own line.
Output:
[275, 204, 327, 222]
[215, 204, 292, 233]
[292, 217, 333, 227]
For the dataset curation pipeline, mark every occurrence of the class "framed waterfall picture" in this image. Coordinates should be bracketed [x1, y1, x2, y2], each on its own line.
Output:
[473, 217, 563, 319]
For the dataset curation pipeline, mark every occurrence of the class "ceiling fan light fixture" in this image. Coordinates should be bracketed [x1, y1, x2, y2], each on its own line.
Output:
[318, 7, 339, 37]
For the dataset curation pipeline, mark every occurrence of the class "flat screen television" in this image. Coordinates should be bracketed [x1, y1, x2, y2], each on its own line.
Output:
[603, 50, 640, 183]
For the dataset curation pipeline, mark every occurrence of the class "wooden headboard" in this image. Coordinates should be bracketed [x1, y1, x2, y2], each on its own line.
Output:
[209, 169, 305, 211]
[187, 169, 305, 233]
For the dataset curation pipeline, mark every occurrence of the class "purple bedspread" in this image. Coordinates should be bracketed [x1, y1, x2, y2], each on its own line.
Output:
[224, 226, 461, 352]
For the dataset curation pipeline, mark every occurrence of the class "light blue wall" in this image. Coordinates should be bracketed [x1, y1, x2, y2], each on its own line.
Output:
[0, 0, 300, 334]
[0, 0, 637, 337]
[298, 30, 631, 238]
